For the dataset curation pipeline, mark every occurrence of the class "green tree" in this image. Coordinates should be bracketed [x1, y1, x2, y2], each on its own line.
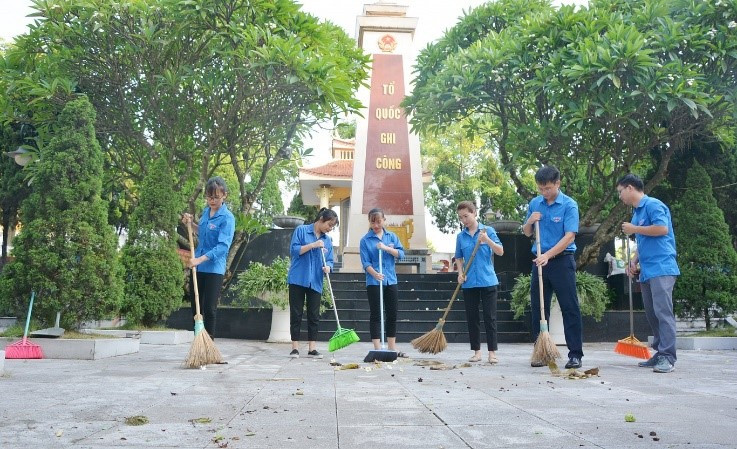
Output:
[672, 162, 737, 330]
[0, 97, 123, 328]
[422, 121, 526, 233]
[120, 157, 184, 327]
[403, 0, 737, 266]
[0, 126, 31, 267]
[2, 0, 369, 276]
[287, 192, 319, 221]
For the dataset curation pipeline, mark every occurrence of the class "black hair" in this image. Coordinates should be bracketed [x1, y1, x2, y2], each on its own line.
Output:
[205, 176, 228, 196]
[616, 174, 644, 192]
[368, 207, 385, 222]
[315, 207, 339, 227]
[534, 166, 560, 185]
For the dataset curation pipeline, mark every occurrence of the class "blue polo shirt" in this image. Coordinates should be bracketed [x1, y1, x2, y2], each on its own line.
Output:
[632, 195, 680, 282]
[455, 223, 502, 288]
[287, 223, 334, 293]
[525, 191, 578, 254]
[195, 204, 235, 275]
[359, 229, 405, 286]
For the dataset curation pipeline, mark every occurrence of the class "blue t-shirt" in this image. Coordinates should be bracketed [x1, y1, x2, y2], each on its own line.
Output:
[286, 223, 334, 293]
[525, 191, 578, 254]
[632, 195, 680, 282]
[359, 229, 405, 286]
[454, 223, 502, 288]
[195, 204, 235, 275]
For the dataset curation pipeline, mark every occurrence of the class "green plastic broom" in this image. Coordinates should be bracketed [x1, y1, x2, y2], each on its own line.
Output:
[321, 249, 360, 352]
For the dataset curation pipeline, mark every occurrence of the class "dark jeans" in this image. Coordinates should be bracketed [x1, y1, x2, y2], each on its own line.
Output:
[462, 286, 498, 351]
[190, 272, 224, 338]
[289, 284, 321, 341]
[367, 284, 398, 340]
[530, 254, 584, 359]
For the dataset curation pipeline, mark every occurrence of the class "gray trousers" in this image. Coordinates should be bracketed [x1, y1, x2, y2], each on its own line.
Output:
[640, 275, 677, 364]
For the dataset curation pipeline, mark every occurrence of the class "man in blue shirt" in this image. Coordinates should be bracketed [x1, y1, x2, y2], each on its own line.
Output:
[617, 174, 680, 373]
[522, 166, 584, 369]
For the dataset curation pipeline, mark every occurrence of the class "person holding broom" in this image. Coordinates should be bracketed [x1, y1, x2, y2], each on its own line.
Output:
[617, 174, 680, 373]
[522, 166, 584, 369]
[359, 208, 407, 357]
[182, 176, 236, 340]
[454, 201, 504, 364]
[286, 207, 338, 359]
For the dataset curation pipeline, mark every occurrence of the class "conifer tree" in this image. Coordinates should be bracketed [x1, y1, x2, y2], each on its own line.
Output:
[672, 161, 737, 329]
[120, 157, 184, 326]
[0, 97, 123, 328]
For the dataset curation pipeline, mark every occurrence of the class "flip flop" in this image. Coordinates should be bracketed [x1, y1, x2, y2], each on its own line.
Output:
[488, 356, 498, 364]
[397, 352, 409, 358]
[469, 354, 481, 362]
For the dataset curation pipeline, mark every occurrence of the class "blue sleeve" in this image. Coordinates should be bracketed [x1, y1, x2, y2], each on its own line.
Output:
[290, 226, 306, 260]
[563, 201, 579, 233]
[648, 201, 669, 227]
[204, 214, 235, 262]
[360, 236, 371, 270]
[488, 227, 503, 247]
[393, 234, 405, 260]
[454, 233, 463, 259]
[325, 236, 334, 269]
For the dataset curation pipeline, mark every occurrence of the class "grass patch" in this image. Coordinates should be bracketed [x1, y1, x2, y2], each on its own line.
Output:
[1, 326, 117, 339]
[0, 324, 27, 338]
[62, 330, 118, 339]
[686, 327, 737, 337]
[99, 323, 173, 331]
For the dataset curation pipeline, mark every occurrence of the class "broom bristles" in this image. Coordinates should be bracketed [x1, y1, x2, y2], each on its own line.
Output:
[614, 335, 652, 360]
[184, 325, 222, 368]
[411, 321, 447, 354]
[329, 327, 360, 352]
[530, 329, 560, 365]
[4, 337, 44, 359]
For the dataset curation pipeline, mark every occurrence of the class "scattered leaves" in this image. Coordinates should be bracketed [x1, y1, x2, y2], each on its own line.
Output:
[125, 416, 149, 426]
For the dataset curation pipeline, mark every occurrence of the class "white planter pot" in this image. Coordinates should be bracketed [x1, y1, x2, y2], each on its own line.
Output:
[549, 300, 566, 346]
[267, 307, 291, 343]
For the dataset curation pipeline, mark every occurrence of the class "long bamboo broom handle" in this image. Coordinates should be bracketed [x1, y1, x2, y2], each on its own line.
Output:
[187, 221, 201, 317]
[535, 221, 546, 324]
[625, 235, 634, 337]
[320, 248, 342, 329]
[438, 234, 484, 323]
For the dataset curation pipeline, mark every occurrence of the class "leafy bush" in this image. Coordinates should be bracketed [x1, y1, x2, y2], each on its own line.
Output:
[672, 162, 737, 329]
[0, 98, 123, 329]
[233, 256, 331, 311]
[510, 271, 609, 321]
[120, 157, 184, 327]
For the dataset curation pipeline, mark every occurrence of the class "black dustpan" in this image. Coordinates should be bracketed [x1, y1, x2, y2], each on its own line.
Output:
[363, 249, 397, 363]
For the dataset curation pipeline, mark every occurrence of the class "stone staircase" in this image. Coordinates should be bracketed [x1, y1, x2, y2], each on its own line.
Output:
[300, 271, 531, 344]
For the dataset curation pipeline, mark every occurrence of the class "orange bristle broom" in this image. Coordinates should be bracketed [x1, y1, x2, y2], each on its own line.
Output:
[5, 291, 44, 359]
[614, 236, 651, 360]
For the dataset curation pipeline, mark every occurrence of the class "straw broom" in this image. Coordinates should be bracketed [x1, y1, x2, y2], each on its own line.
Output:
[184, 221, 223, 368]
[530, 221, 560, 365]
[411, 235, 483, 354]
[614, 235, 651, 359]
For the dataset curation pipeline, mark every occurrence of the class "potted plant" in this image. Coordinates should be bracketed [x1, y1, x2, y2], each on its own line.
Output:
[233, 256, 331, 343]
[510, 271, 609, 344]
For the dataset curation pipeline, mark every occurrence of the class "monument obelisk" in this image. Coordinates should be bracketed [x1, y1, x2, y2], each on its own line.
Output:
[341, 2, 429, 272]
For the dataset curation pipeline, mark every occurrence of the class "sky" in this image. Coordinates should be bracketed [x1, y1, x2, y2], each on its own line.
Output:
[0, 0, 586, 255]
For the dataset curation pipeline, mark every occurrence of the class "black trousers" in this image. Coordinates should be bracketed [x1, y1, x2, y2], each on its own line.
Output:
[190, 272, 224, 339]
[462, 286, 498, 351]
[366, 284, 398, 340]
[529, 254, 584, 359]
[289, 284, 321, 341]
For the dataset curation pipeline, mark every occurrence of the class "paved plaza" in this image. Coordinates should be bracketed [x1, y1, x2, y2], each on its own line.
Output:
[1, 339, 736, 448]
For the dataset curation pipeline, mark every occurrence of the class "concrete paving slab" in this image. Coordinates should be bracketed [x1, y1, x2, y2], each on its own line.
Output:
[1, 340, 736, 449]
[0, 350, 4, 374]
[1, 336, 140, 359]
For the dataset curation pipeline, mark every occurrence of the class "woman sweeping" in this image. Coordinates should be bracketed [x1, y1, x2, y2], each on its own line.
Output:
[286, 208, 338, 359]
[359, 208, 407, 357]
[181, 176, 236, 340]
[454, 201, 504, 364]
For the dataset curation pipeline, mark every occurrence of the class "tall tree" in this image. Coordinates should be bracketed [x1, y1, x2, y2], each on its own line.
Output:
[2, 0, 369, 274]
[0, 97, 123, 328]
[403, 0, 737, 266]
[672, 162, 737, 330]
[120, 157, 184, 327]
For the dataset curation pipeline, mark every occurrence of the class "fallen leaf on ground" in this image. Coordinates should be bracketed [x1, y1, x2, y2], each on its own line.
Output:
[584, 367, 600, 376]
[339, 363, 360, 370]
[125, 416, 149, 426]
[190, 417, 212, 424]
